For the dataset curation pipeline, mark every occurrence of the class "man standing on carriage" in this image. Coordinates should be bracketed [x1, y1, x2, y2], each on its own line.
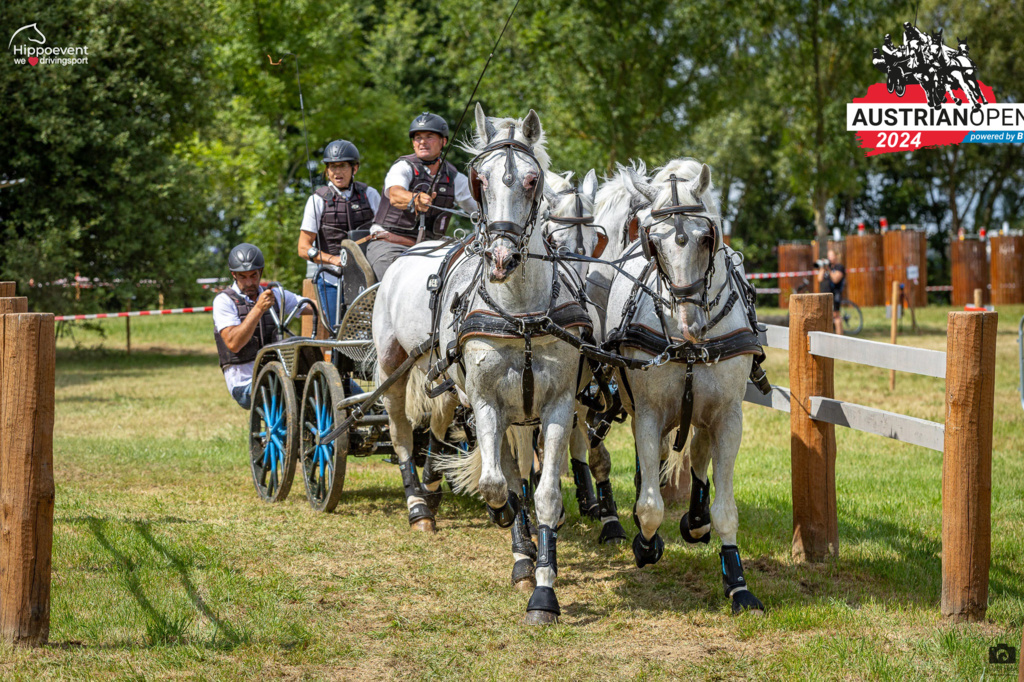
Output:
[298, 139, 381, 327]
[213, 243, 310, 409]
[366, 112, 479, 280]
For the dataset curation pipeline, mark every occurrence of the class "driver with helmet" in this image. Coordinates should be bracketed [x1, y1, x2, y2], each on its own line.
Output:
[213, 243, 310, 408]
[366, 112, 479, 280]
[298, 139, 381, 327]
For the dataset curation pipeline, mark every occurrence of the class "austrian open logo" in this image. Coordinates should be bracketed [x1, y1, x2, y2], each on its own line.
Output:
[847, 22, 1023, 156]
[8, 23, 89, 67]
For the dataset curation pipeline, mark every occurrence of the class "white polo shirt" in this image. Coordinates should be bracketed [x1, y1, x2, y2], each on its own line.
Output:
[382, 160, 478, 214]
[213, 283, 300, 395]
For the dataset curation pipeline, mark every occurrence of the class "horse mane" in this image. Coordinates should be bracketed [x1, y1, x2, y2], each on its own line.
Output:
[545, 170, 595, 217]
[459, 116, 550, 172]
[595, 160, 647, 250]
[650, 158, 722, 227]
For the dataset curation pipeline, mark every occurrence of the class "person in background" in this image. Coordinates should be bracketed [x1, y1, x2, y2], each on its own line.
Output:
[815, 248, 846, 335]
[298, 139, 381, 328]
[213, 243, 310, 408]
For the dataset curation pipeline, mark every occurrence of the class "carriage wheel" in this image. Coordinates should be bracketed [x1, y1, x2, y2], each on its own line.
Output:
[300, 361, 349, 512]
[886, 73, 896, 94]
[895, 80, 906, 97]
[249, 361, 299, 503]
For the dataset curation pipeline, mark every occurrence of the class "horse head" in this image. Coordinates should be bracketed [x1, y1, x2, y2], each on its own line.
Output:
[542, 169, 601, 280]
[625, 159, 721, 342]
[467, 103, 548, 283]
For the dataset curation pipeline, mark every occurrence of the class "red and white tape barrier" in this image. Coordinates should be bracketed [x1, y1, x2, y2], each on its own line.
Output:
[744, 265, 886, 280]
[55, 306, 213, 322]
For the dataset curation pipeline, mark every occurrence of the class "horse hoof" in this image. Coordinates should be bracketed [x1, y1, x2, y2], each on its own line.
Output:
[515, 577, 537, 593]
[731, 590, 765, 616]
[410, 518, 436, 534]
[598, 519, 628, 545]
[524, 610, 558, 626]
[679, 513, 711, 545]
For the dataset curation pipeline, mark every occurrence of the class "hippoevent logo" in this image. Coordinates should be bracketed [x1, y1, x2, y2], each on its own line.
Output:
[8, 23, 89, 67]
[846, 21, 1023, 156]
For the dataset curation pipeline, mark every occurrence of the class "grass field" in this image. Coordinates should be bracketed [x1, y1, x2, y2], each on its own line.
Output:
[1, 303, 1022, 680]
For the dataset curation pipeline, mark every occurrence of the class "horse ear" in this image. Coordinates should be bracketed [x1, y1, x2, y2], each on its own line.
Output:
[690, 163, 712, 198]
[475, 102, 494, 145]
[581, 169, 598, 199]
[522, 109, 542, 146]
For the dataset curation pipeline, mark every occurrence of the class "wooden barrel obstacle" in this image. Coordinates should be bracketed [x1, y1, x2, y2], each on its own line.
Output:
[0, 282, 55, 646]
[990, 235, 1023, 305]
[884, 228, 928, 309]
[845, 233, 885, 307]
[951, 239, 989, 307]
[778, 242, 814, 309]
[748, 294, 997, 621]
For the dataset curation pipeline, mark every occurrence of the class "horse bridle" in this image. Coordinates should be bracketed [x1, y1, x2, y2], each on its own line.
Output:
[638, 174, 719, 312]
[469, 124, 544, 254]
[543, 185, 608, 259]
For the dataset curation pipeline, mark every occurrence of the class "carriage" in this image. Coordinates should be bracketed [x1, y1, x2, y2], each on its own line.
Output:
[247, 233, 470, 512]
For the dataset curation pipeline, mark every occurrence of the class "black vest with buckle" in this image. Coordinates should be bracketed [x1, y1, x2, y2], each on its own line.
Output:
[213, 287, 281, 369]
[373, 155, 458, 238]
[314, 181, 374, 254]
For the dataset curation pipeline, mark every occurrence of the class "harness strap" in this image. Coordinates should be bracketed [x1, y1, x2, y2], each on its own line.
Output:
[672, 362, 695, 452]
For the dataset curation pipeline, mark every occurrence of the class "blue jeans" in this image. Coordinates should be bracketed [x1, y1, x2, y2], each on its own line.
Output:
[231, 383, 252, 410]
[314, 273, 341, 331]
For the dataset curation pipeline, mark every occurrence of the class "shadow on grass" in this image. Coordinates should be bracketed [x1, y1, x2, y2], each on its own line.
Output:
[548, 492, 1024, 620]
[84, 516, 246, 650]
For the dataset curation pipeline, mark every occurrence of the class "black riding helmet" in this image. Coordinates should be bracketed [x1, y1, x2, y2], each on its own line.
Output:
[323, 139, 360, 164]
[409, 112, 449, 139]
[228, 243, 265, 272]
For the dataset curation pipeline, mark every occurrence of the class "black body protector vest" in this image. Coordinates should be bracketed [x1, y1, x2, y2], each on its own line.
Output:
[213, 287, 281, 369]
[314, 181, 375, 254]
[373, 155, 458, 238]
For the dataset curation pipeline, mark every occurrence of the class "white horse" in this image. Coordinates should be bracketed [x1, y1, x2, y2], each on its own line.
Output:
[604, 158, 766, 615]
[376, 104, 584, 625]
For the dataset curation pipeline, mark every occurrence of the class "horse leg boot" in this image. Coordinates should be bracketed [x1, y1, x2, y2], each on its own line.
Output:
[631, 414, 665, 568]
[681, 427, 712, 544]
[569, 425, 599, 520]
[525, 400, 573, 626]
[398, 459, 435, 533]
[420, 433, 445, 514]
[709, 408, 764, 614]
[510, 491, 537, 592]
[584, 440, 625, 544]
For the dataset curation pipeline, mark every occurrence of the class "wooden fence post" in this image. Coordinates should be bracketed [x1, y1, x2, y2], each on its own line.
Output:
[789, 293, 838, 562]
[889, 281, 900, 390]
[941, 311, 997, 622]
[0, 312, 56, 646]
[0, 298, 27, 316]
[0, 282, 14, 298]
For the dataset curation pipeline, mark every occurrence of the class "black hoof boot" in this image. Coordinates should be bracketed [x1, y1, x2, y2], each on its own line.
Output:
[524, 586, 560, 625]
[511, 558, 536, 591]
[408, 502, 435, 532]
[401, 459, 435, 531]
[571, 459, 600, 520]
[681, 468, 711, 544]
[595, 480, 627, 544]
[731, 589, 765, 615]
[632, 531, 664, 568]
[488, 494, 518, 529]
[720, 544, 763, 614]
[421, 440, 445, 513]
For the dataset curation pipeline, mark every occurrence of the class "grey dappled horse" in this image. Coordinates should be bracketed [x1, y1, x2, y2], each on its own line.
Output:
[604, 159, 766, 615]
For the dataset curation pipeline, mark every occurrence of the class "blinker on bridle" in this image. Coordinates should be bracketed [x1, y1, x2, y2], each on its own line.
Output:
[545, 186, 595, 256]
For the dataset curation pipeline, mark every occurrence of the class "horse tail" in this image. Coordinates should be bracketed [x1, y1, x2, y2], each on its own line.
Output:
[404, 363, 434, 430]
[663, 428, 691, 485]
[433, 442, 482, 496]
[507, 425, 536, 481]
